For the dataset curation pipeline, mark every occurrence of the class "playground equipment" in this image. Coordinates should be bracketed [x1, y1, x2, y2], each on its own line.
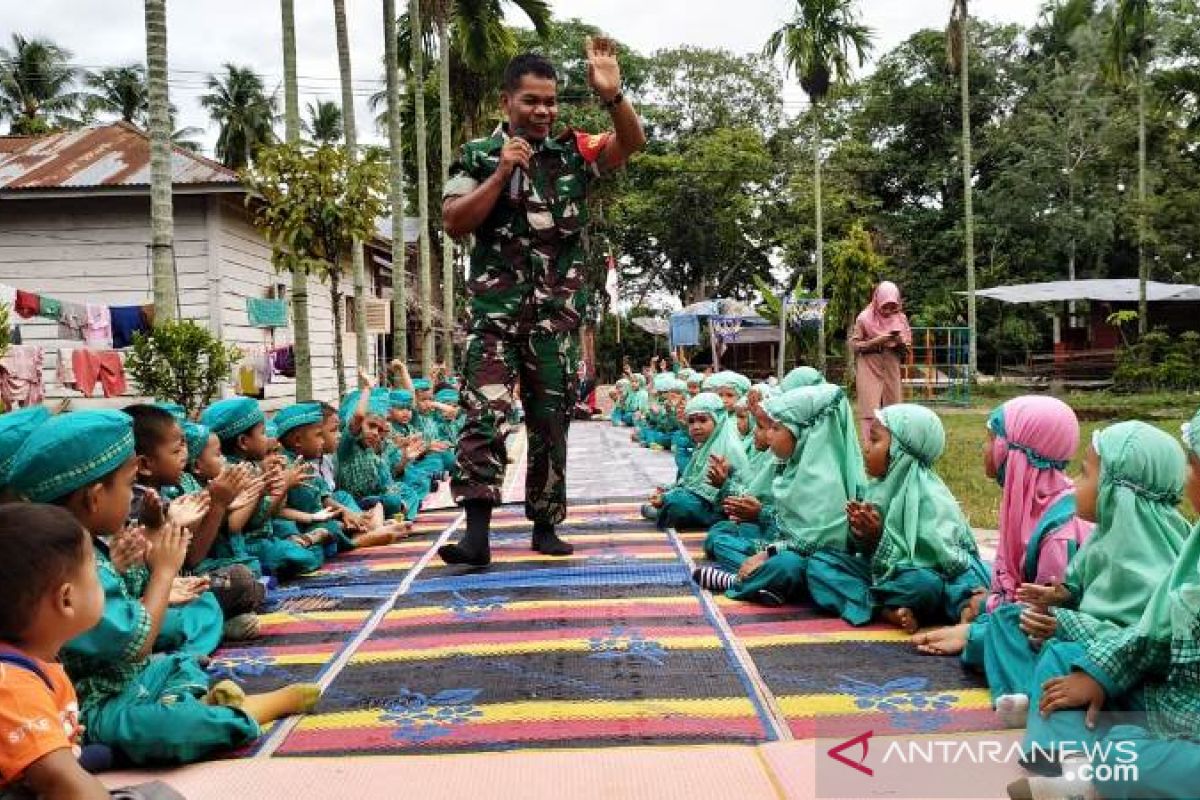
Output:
[903, 327, 971, 405]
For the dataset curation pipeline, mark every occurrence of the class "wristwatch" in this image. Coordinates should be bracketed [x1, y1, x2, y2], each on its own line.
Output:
[601, 91, 624, 110]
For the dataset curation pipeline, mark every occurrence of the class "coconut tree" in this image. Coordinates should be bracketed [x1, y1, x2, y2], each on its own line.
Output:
[200, 64, 278, 170]
[383, 0, 409, 364]
[1109, 0, 1154, 335]
[0, 34, 81, 134]
[84, 66, 148, 123]
[280, 0, 315, 401]
[947, 0, 978, 377]
[763, 0, 872, 372]
[144, 0, 178, 321]
[303, 99, 343, 145]
[410, 0, 435, 373]
[436, 0, 456, 369]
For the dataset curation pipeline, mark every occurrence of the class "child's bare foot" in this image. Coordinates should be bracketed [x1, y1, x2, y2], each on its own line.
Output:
[206, 679, 247, 708]
[241, 683, 322, 724]
[881, 607, 919, 634]
[352, 522, 408, 548]
[960, 589, 987, 623]
[912, 623, 970, 655]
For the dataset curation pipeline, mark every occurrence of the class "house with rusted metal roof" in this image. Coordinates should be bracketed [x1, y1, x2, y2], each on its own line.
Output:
[0, 122, 425, 408]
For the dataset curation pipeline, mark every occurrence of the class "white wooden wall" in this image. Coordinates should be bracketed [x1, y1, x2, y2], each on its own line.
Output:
[0, 195, 210, 409]
[0, 193, 378, 411]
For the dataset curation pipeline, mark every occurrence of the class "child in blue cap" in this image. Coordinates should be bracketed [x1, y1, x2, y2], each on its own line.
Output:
[201, 397, 326, 577]
[5, 410, 320, 766]
[276, 401, 407, 548]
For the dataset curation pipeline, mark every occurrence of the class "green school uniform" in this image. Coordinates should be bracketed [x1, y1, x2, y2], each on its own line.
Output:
[225, 455, 324, 578]
[805, 405, 989, 625]
[62, 542, 259, 765]
[1015, 422, 1189, 763]
[657, 393, 750, 531]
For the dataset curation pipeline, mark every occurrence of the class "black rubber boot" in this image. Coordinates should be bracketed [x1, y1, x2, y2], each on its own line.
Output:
[438, 499, 492, 566]
[531, 521, 574, 556]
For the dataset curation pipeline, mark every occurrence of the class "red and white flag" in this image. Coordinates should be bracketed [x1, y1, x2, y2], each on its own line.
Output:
[605, 248, 620, 312]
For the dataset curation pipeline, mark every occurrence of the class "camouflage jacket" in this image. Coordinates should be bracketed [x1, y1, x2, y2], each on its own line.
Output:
[444, 124, 611, 336]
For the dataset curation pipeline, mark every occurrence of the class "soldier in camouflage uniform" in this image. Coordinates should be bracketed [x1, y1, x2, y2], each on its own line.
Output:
[438, 42, 646, 566]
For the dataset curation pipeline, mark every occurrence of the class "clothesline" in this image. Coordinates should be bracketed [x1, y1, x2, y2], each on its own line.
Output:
[0, 281, 152, 349]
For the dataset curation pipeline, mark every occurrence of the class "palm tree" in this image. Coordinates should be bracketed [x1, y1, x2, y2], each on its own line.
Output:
[144, 0, 178, 322]
[303, 99, 342, 145]
[1109, 0, 1153, 335]
[948, 0, 977, 377]
[280, 0, 315, 401]
[200, 64, 277, 170]
[436, 0, 455, 369]
[84, 66, 147, 123]
[0, 34, 81, 134]
[410, 0, 435, 373]
[333, 0, 370, 380]
[764, 0, 872, 372]
[383, 0, 409, 365]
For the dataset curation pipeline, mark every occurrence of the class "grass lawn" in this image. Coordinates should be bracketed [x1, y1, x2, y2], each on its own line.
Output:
[929, 389, 1196, 530]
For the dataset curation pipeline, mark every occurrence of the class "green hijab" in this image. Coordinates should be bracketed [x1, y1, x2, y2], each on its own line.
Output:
[1064, 421, 1189, 629]
[677, 392, 751, 502]
[703, 371, 751, 396]
[764, 384, 865, 554]
[866, 405, 978, 581]
[781, 366, 825, 392]
[624, 375, 649, 414]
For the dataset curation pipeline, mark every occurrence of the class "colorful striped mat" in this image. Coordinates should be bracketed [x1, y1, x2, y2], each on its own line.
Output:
[275, 582, 772, 756]
[193, 497, 1007, 761]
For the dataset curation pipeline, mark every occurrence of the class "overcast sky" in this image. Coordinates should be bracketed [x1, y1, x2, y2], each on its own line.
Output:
[5, 0, 1045, 151]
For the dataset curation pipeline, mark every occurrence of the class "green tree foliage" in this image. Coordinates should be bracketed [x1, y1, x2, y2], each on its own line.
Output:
[201, 64, 278, 170]
[125, 320, 240, 414]
[303, 99, 343, 145]
[0, 34, 80, 134]
[241, 143, 388, 396]
[826, 221, 883, 341]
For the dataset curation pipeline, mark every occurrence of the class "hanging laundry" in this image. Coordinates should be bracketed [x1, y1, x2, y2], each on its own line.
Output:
[246, 297, 289, 328]
[37, 295, 62, 320]
[9, 326, 21, 346]
[71, 349, 127, 398]
[14, 291, 40, 319]
[110, 305, 150, 349]
[57, 301, 87, 341]
[272, 345, 296, 378]
[0, 345, 45, 410]
[83, 304, 112, 348]
[140, 303, 156, 329]
[0, 283, 17, 310]
[57, 348, 78, 391]
[238, 363, 260, 396]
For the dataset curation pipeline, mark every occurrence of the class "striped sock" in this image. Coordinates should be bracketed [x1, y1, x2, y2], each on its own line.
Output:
[692, 566, 736, 592]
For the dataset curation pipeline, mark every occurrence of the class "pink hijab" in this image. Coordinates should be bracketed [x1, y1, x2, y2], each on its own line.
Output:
[856, 281, 913, 344]
[987, 395, 1092, 609]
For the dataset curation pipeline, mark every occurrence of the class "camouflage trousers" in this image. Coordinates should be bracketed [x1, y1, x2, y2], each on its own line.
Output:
[451, 330, 577, 525]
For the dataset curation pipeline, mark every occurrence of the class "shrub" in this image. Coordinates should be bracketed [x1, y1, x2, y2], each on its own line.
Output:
[124, 320, 240, 414]
[1115, 329, 1200, 391]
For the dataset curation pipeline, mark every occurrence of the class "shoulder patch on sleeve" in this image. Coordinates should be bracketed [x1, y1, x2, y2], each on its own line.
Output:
[574, 131, 613, 165]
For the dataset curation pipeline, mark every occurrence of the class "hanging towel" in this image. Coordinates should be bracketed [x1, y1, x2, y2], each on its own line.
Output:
[0, 345, 45, 410]
[272, 345, 295, 378]
[669, 314, 700, 348]
[109, 305, 148, 349]
[246, 297, 289, 328]
[83, 304, 112, 347]
[0, 283, 16, 310]
[14, 291, 40, 319]
[140, 303, 156, 329]
[37, 295, 62, 320]
[57, 301, 87, 341]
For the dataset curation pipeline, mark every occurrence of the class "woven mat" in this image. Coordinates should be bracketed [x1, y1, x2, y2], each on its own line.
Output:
[275, 582, 770, 756]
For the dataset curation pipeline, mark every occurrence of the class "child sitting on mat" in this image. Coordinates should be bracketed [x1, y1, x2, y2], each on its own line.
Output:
[0, 503, 185, 799]
[695, 384, 865, 607]
[5, 411, 320, 767]
[804, 404, 991, 633]
[642, 392, 749, 531]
